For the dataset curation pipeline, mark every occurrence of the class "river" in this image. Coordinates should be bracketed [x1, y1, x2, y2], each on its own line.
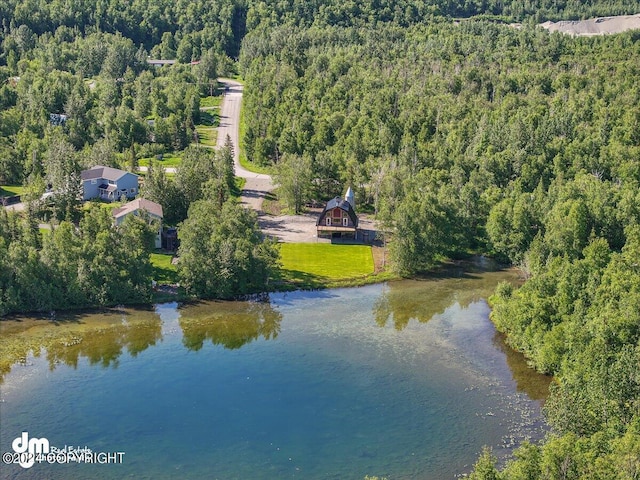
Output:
[0, 259, 550, 479]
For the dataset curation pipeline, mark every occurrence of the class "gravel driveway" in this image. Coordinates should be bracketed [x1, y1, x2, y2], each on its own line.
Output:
[218, 80, 381, 244]
[259, 210, 379, 244]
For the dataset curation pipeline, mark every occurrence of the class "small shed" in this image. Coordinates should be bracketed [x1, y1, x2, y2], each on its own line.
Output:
[162, 227, 179, 251]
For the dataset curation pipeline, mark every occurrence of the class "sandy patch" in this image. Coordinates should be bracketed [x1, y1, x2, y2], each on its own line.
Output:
[539, 14, 640, 36]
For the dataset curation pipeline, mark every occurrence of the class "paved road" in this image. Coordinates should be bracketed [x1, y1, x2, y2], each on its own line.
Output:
[217, 78, 273, 211]
[6, 79, 273, 215]
[218, 78, 273, 211]
[137, 79, 274, 211]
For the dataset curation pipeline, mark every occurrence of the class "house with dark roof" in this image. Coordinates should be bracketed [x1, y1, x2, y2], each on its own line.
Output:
[113, 198, 164, 248]
[316, 187, 359, 239]
[81, 166, 139, 202]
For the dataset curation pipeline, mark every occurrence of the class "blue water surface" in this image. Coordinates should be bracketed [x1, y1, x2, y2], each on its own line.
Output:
[0, 276, 548, 480]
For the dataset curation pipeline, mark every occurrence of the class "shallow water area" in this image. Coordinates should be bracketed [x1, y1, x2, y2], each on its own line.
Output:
[0, 259, 550, 479]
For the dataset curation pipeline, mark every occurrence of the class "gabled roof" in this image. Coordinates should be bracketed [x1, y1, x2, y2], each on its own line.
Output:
[81, 166, 137, 182]
[316, 197, 358, 227]
[112, 198, 163, 220]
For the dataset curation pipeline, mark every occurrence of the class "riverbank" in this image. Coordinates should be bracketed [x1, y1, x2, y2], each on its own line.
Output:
[1, 255, 513, 322]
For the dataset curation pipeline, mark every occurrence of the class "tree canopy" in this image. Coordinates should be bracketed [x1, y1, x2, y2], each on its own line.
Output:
[1, 0, 640, 475]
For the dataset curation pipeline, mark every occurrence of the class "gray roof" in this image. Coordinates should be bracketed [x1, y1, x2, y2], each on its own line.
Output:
[81, 166, 136, 182]
[112, 198, 163, 220]
[316, 197, 358, 227]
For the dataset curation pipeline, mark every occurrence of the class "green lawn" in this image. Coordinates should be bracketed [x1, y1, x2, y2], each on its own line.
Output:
[0, 185, 25, 197]
[139, 153, 182, 168]
[150, 252, 179, 284]
[200, 95, 222, 109]
[278, 243, 374, 287]
[83, 200, 119, 211]
[194, 125, 217, 147]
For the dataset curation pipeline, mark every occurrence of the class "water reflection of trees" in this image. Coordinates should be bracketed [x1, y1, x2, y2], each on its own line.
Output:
[46, 316, 163, 369]
[373, 266, 519, 330]
[493, 331, 552, 401]
[179, 300, 282, 350]
[0, 308, 162, 382]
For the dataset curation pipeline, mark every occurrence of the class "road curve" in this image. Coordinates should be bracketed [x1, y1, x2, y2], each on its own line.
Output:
[217, 78, 273, 211]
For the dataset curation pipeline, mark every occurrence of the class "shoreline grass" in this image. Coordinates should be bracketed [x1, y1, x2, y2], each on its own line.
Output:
[3, 245, 507, 318]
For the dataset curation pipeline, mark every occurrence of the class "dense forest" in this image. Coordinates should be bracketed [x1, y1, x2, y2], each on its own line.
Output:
[240, 21, 640, 477]
[1, 0, 640, 477]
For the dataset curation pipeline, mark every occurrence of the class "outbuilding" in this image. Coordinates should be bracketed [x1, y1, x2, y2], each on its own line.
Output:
[316, 187, 359, 240]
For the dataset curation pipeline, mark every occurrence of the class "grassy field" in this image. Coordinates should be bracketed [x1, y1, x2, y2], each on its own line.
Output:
[139, 153, 182, 168]
[195, 101, 220, 148]
[195, 126, 217, 148]
[82, 200, 119, 211]
[0, 185, 25, 197]
[150, 252, 179, 284]
[200, 95, 223, 109]
[278, 243, 376, 288]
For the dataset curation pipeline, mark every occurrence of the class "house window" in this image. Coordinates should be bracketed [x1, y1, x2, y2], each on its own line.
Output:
[326, 217, 331, 226]
[91, 179, 97, 184]
[343, 217, 349, 227]
[130, 188, 136, 194]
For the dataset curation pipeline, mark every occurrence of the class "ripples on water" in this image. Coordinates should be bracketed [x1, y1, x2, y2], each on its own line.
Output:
[0, 259, 550, 479]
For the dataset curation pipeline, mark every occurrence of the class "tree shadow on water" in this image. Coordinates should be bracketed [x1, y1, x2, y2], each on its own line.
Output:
[178, 300, 283, 351]
[373, 258, 519, 330]
[0, 307, 163, 383]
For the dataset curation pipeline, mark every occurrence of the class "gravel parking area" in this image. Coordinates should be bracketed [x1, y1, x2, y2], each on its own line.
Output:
[258, 209, 379, 243]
